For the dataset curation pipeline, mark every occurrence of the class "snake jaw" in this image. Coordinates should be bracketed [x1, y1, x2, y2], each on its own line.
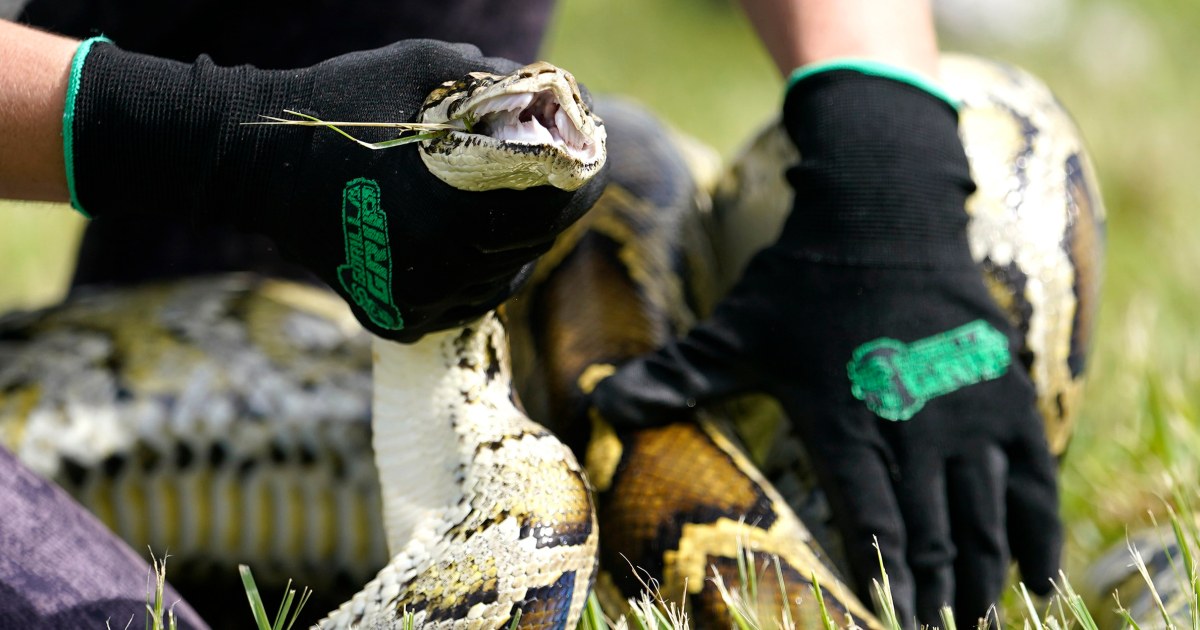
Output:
[468, 89, 601, 164]
[418, 62, 607, 192]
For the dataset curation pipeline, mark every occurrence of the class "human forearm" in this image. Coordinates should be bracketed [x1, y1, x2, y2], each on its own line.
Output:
[735, 0, 939, 78]
[0, 20, 78, 202]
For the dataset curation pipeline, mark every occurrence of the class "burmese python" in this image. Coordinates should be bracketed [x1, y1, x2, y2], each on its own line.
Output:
[0, 54, 1106, 628]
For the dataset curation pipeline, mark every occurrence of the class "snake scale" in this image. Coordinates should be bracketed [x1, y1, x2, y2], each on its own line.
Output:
[0, 54, 1107, 628]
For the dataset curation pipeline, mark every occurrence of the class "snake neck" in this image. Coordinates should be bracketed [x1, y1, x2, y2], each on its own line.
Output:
[370, 312, 515, 556]
[321, 312, 598, 628]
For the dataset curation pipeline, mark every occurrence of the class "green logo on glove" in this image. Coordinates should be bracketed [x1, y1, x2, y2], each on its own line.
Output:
[847, 320, 1010, 421]
[338, 178, 404, 331]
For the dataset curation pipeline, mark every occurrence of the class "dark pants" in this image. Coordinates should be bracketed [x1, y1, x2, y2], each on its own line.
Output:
[0, 447, 208, 629]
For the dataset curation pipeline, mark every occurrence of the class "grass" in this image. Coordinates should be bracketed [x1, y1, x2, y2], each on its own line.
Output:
[560, 531, 1170, 630]
[136, 562, 312, 630]
[139, 552, 178, 630]
[0, 201, 83, 312]
[193, 507, 1200, 629]
[238, 565, 312, 630]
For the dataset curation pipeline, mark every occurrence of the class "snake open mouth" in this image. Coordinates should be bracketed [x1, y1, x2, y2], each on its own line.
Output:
[463, 90, 600, 164]
[419, 61, 607, 192]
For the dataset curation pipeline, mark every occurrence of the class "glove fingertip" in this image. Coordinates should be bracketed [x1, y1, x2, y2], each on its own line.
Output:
[589, 362, 691, 430]
[1016, 534, 1062, 596]
[1006, 440, 1064, 595]
[1007, 501, 1062, 596]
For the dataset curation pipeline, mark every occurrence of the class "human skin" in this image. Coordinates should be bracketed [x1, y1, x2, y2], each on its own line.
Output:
[736, 0, 940, 78]
[0, 20, 76, 202]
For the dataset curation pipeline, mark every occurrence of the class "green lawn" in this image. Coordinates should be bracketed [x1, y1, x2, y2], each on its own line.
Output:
[3, 0, 1200, 615]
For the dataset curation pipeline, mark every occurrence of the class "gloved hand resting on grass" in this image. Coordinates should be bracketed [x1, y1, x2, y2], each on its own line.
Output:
[589, 63, 1060, 628]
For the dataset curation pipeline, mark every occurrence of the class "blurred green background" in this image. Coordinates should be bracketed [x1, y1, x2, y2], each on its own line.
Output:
[3, 0, 1199, 584]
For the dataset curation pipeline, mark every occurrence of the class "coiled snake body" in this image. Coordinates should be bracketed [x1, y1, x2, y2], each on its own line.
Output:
[0, 55, 1104, 628]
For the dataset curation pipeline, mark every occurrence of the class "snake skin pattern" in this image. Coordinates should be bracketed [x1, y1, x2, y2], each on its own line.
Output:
[319, 318, 598, 628]
[0, 54, 1104, 628]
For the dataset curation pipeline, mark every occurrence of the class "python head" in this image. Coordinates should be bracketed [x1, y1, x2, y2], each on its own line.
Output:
[418, 61, 607, 192]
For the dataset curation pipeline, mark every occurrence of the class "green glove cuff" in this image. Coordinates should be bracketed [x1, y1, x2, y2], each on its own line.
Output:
[62, 36, 112, 219]
[786, 58, 959, 111]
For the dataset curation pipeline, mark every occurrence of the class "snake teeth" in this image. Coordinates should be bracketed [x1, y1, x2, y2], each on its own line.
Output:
[418, 62, 607, 192]
[469, 90, 599, 163]
[472, 92, 536, 115]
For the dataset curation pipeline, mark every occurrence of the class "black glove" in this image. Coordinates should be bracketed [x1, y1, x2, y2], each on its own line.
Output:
[64, 38, 605, 341]
[590, 66, 1060, 627]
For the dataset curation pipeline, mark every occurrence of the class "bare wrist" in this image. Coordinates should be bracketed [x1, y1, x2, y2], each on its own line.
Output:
[0, 21, 80, 202]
